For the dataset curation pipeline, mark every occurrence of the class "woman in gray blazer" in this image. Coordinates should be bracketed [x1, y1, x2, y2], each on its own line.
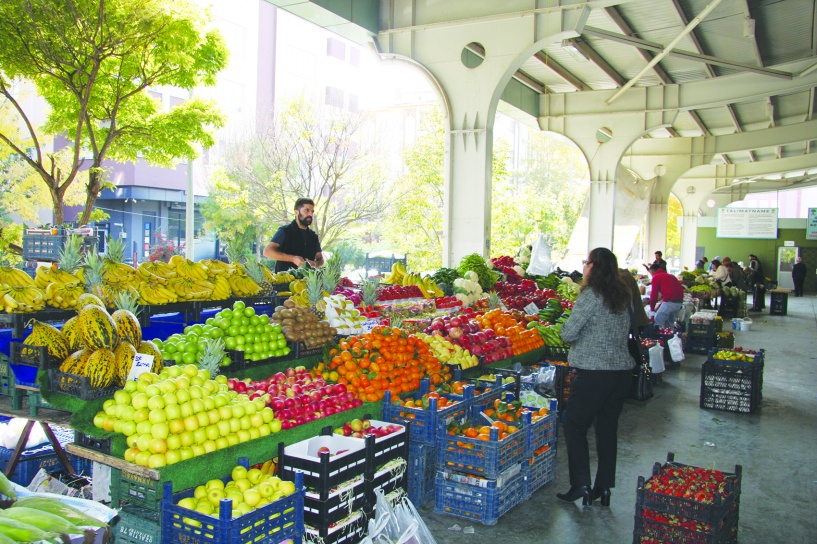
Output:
[557, 247, 636, 506]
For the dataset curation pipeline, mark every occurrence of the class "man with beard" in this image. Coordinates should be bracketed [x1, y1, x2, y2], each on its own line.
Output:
[263, 198, 324, 272]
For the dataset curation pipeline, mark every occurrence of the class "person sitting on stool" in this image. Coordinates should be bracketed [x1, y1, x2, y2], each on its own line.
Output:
[648, 263, 684, 328]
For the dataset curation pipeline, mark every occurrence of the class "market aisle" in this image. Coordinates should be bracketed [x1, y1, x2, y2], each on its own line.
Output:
[421, 294, 817, 544]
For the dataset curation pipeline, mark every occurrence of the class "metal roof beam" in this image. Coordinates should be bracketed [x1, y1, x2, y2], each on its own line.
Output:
[724, 105, 755, 162]
[465, 42, 549, 95]
[571, 37, 627, 86]
[604, 7, 673, 84]
[533, 52, 591, 91]
[582, 26, 793, 79]
[668, 0, 715, 78]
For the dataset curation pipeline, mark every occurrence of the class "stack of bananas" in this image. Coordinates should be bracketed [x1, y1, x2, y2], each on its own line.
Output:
[382, 261, 407, 284]
[0, 267, 47, 313]
[101, 261, 139, 290]
[382, 262, 444, 298]
[165, 256, 214, 301]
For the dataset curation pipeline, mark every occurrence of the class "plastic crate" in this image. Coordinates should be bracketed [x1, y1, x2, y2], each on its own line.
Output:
[686, 320, 716, 339]
[407, 442, 435, 509]
[707, 348, 765, 367]
[769, 291, 788, 316]
[436, 409, 528, 479]
[701, 361, 763, 395]
[22, 232, 96, 261]
[75, 432, 112, 455]
[685, 336, 714, 355]
[381, 386, 472, 446]
[522, 446, 556, 499]
[368, 458, 407, 499]
[292, 341, 324, 359]
[278, 436, 368, 498]
[112, 506, 161, 544]
[524, 410, 557, 458]
[433, 466, 525, 526]
[634, 503, 739, 544]
[162, 470, 304, 544]
[448, 372, 509, 406]
[303, 475, 367, 529]
[10, 342, 62, 370]
[544, 345, 569, 361]
[0, 423, 75, 485]
[47, 369, 119, 400]
[700, 385, 761, 414]
[304, 509, 366, 544]
[112, 468, 163, 511]
[636, 452, 742, 525]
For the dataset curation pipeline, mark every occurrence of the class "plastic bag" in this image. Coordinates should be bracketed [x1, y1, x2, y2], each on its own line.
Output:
[648, 344, 665, 374]
[526, 233, 552, 276]
[533, 366, 558, 397]
[1, 419, 48, 450]
[668, 334, 685, 362]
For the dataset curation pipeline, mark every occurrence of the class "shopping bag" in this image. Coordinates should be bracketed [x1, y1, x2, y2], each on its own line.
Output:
[648, 344, 665, 374]
[667, 334, 685, 362]
[526, 233, 552, 276]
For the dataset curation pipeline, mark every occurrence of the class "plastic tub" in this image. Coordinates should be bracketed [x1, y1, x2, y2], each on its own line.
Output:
[740, 318, 752, 332]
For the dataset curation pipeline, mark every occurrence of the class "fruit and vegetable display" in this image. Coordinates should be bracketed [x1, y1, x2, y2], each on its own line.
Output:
[92, 364, 281, 468]
[643, 464, 735, 504]
[415, 332, 480, 369]
[332, 417, 402, 439]
[227, 366, 362, 429]
[710, 347, 761, 362]
[457, 253, 499, 291]
[269, 299, 337, 350]
[380, 262, 445, 298]
[421, 311, 514, 363]
[388, 390, 458, 410]
[176, 463, 298, 519]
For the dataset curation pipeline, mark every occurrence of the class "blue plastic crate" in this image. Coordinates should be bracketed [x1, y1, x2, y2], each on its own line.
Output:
[162, 467, 304, 544]
[382, 387, 472, 446]
[0, 422, 75, 485]
[407, 442, 435, 509]
[436, 406, 529, 479]
[521, 447, 556, 499]
[524, 410, 557, 458]
[434, 467, 525, 526]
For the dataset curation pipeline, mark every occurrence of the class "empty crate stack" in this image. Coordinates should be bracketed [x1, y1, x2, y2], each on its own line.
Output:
[700, 348, 764, 414]
[634, 452, 742, 544]
[685, 313, 717, 355]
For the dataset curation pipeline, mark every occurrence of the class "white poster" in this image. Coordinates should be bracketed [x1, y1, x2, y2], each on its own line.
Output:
[808, 208, 817, 240]
[716, 208, 778, 239]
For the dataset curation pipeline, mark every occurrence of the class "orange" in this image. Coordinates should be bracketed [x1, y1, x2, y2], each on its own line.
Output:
[477, 434, 491, 441]
[464, 428, 479, 438]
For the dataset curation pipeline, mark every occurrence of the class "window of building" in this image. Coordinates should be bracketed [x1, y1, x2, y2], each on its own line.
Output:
[350, 48, 360, 66]
[327, 37, 345, 60]
[169, 96, 185, 110]
[325, 86, 344, 109]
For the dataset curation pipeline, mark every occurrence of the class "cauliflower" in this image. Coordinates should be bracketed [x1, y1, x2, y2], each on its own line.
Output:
[453, 276, 483, 307]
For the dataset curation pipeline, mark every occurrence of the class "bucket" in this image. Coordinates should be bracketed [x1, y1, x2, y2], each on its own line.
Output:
[740, 318, 752, 332]
[731, 318, 742, 331]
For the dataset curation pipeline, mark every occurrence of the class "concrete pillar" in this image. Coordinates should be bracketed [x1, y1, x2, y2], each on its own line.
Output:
[646, 201, 669, 256]
[587, 180, 615, 249]
[680, 213, 699, 269]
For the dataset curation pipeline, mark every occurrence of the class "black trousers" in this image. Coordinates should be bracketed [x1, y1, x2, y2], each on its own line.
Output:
[793, 278, 804, 297]
[563, 368, 632, 489]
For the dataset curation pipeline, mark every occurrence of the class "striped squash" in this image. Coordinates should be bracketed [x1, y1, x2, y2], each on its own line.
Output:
[59, 349, 92, 376]
[78, 305, 118, 351]
[137, 340, 163, 373]
[77, 293, 105, 308]
[114, 342, 137, 386]
[22, 319, 70, 362]
[86, 349, 117, 388]
[61, 316, 85, 352]
[111, 309, 142, 347]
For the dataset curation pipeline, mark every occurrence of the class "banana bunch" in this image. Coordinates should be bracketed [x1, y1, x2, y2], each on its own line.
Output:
[45, 281, 84, 310]
[270, 271, 295, 284]
[228, 273, 261, 297]
[200, 259, 236, 279]
[398, 272, 444, 298]
[172, 256, 209, 281]
[289, 279, 306, 294]
[137, 281, 179, 305]
[382, 261, 407, 284]
[34, 265, 81, 288]
[137, 261, 177, 284]
[0, 266, 35, 287]
[1, 285, 47, 313]
[168, 277, 214, 301]
[102, 262, 139, 287]
[211, 275, 232, 300]
[288, 291, 310, 306]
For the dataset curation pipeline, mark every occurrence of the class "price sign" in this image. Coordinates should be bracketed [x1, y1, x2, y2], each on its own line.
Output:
[523, 302, 540, 315]
[126, 353, 154, 382]
[361, 318, 380, 332]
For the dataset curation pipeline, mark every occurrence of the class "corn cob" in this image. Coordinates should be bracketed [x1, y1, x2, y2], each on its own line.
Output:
[0, 507, 82, 535]
[11, 496, 107, 527]
[0, 472, 15, 499]
[0, 517, 57, 542]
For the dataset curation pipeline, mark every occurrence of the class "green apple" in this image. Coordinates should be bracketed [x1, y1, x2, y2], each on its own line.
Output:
[193, 427, 208, 445]
[234, 478, 251, 492]
[148, 409, 167, 424]
[194, 485, 208, 499]
[206, 409, 221, 425]
[165, 403, 182, 420]
[278, 481, 296, 496]
[189, 385, 204, 400]
[180, 402, 194, 418]
[124, 380, 138, 393]
[258, 481, 274, 498]
[165, 449, 182, 465]
[134, 451, 152, 466]
[218, 406, 233, 421]
[205, 425, 220, 441]
[202, 397, 216, 411]
[133, 408, 150, 423]
[242, 402, 257, 416]
[206, 479, 225, 491]
[260, 407, 274, 423]
[207, 488, 226, 507]
[145, 384, 161, 398]
[151, 422, 169, 440]
[196, 412, 210, 428]
[179, 430, 195, 447]
[217, 420, 231, 437]
[191, 444, 206, 457]
[126, 434, 139, 449]
[183, 364, 199, 378]
[242, 488, 261, 507]
[114, 390, 132, 405]
[239, 415, 252, 431]
[231, 465, 248, 481]
[237, 429, 251, 443]
[226, 434, 240, 447]
[136, 434, 152, 452]
[246, 468, 262, 485]
[215, 437, 230, 450]
[248, 427, 261, 441]
[190, 398, 206, 413]
[202, 440, 217, 454]
[258, 425, 271, 438]
[147, 453, 167, 469]
[269, 419, 282, 433]
[229, 418, 241, 433]
[162, 391, 178, 406]
[179, 447, 194, 461]
[183, 415, 199, 432]
[123, 447, 139, 463]
[121, 421, 137, 437]
[166, 434, 182, 451]
[148, 438, 167, 454]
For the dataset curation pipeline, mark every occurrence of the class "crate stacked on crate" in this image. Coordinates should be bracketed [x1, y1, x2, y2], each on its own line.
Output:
[717, 292, 744, 320]
[433, 396, 544, 525]
[700, 348, 764, 414]
[110, 467, 163, 511]
[162, 458, 305, 544]
[684, 313, 717, 355]
[113, 505, 161, 544]
[634, 452, 742, 544]
[521, 400, 558, 500]
[381, 383, 473, 508]
[278, 436, 368, 544]
[769, 290, 789, 316]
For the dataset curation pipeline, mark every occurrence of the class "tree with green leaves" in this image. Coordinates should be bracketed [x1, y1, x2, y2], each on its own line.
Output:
[0, 0, 227, 226]
[205, 96, 389, 251]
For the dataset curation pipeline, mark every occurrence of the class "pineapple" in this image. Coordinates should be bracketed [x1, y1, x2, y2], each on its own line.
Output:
[488, 290, 501, 310]
[35, 235, 84, 288]
[321, 253, 343, 294]
[361, 278, 379, 307]
[244, 260, 275, 297]
[59, 235, 84, 276]
[113, 288, 140, 315]
[102, 236, 137, 288]
[83, 250, 114, 306]
[303, 267, 326, 319]
[198, 336, 225, 377]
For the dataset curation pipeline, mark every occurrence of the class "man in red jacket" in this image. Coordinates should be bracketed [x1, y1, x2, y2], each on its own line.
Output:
[648, 263, 684, 328]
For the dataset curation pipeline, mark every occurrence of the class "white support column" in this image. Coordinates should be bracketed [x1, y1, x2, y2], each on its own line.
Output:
[647, 201, 669, 255]
[680, 213, 699, 269]
[587, 180, 616, 249]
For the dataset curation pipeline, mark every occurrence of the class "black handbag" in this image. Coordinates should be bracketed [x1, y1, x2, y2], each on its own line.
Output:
[627, 306, 654, 401]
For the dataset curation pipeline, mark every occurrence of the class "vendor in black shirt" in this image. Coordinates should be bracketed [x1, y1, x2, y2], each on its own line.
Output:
[263, 198, 324, 272]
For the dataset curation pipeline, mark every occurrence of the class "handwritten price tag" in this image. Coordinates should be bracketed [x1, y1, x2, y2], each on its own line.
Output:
[523, 302, 540, 315]
[126, 353, 154, 382]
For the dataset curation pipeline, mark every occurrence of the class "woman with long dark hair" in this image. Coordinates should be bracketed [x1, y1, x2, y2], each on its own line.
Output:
[557, 247, 636, 506]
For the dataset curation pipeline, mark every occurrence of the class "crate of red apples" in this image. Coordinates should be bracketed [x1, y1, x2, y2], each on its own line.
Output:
[634, 452, 742, 544]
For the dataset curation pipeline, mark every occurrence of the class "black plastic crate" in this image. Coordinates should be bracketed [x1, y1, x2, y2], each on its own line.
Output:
[686, 320, 716, 339]
[700, 385, 760, 414]
[636, 452, 742, 525]
[10, 342, 62, 370]
[278, 437, 369, 498]
[75, 431, 112, 454]
[368, 458, 408, 500]
[22, 232, 97, 262]
[769, 291, 788, 316]
[111, 467, 163, 511]
[634, 503, 739, 544]
[544, 345, 569, 361]
[717, 296, 741, 320]
[47, 368, 119, 400]
[293, 341, 325, 359]
[685, 336, 714, 355]
[304, 509, 366, 544]
[303, 476, 368, 529]
[701, 361, 763, 396]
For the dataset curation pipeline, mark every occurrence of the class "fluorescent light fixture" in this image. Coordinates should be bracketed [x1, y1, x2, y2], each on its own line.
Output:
[561, 39, 588, 62]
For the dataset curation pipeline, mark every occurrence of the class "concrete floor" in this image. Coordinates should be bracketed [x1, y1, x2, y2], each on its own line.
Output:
[420, 294, 817, 544]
